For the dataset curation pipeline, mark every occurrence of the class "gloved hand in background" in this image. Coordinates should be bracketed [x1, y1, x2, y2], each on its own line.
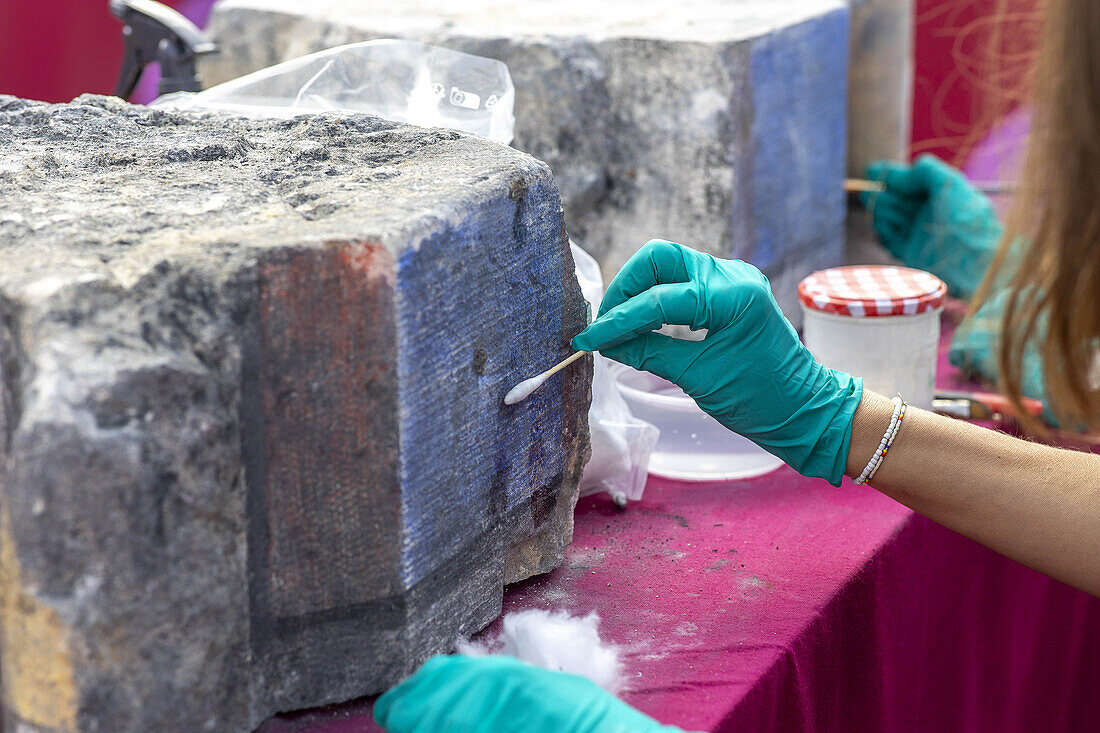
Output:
[948, 288, 1055, 423]
[571, 240, 862, 486]
[863, 155, 1054, 421]
[862, 154, 1003, 299]
[374, 655, 684, 733]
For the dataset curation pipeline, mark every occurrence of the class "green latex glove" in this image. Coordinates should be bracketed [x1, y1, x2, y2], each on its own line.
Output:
[571, 240, 862, 486]
[865, 157, 1058, 423]
[863, 154, 1003, 299]
[949, 288, 1055, 423]
[374, 655, 683, 733]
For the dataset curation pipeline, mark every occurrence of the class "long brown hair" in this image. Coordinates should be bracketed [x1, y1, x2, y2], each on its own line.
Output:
[979, 0, 1100, 429]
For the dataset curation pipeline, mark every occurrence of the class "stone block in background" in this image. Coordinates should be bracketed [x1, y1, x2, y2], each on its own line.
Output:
[201, 0, 851, 323]
[845, 0, 914, 265]
[0, 95, 590, 732]
[848, 0, 914, 176]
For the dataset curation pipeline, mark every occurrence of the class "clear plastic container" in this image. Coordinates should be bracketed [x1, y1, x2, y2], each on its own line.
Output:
[611, 365, 785, 481]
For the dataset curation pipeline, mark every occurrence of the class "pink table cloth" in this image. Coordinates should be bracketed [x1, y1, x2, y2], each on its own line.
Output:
[262, 309, 1100, 732]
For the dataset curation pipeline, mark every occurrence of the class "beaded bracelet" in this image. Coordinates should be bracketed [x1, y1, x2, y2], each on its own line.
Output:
[867, 398, 906, 483]
[853, 396, 900, 484]
[869, 398, 903, 477]
[853, 395, 906, 485]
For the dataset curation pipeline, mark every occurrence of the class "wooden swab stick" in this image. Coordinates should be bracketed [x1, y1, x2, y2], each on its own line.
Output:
[845, 178, 1018, 195]
[504, 350, 590, 405]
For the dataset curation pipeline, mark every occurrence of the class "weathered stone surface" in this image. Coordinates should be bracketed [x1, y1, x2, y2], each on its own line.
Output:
[848, 0, 913, 175]
[0, 95, 590, 732]
[201, 0, 850, 322]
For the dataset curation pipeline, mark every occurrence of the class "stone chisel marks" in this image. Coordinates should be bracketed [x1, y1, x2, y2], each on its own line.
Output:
[0, 95, 590, 732]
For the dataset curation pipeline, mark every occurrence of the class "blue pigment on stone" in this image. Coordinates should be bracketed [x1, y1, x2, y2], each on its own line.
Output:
[395, 175, 568, 588]
[748, 7, 848, 273]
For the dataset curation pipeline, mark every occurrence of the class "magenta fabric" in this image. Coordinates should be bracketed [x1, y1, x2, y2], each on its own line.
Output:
[262, 477, 1100, 733]
[260, 310, 1100, 732]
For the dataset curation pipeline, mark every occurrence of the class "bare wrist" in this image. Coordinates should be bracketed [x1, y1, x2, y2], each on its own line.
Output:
[845, 390, 898, 478]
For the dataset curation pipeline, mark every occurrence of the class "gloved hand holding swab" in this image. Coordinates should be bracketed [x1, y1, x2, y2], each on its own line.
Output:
[504, 350, 589, 405]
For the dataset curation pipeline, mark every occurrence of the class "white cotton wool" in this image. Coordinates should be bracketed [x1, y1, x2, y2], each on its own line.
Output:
[457, 610, 623, 693]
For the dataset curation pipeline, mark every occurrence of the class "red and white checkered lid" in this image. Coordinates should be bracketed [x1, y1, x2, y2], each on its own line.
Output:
[798, 266, 947, 318]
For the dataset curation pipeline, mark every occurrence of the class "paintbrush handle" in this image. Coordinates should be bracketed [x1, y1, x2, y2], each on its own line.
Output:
[844, 178, 886, 194]
[933, 390, 1044, 420]
[844, 178, 1017, 196]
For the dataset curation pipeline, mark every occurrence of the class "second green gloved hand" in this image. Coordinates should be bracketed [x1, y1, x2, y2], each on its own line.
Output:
[374, 655, 683, 733]
[864, 154, 1003, 299]
[572, 240, 862, 486]
[949, 288, 1055, 424]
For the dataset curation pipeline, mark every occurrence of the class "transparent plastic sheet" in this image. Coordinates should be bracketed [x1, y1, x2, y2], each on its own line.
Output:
[572, 242, 659, 505]
[152, 39, 516, 144]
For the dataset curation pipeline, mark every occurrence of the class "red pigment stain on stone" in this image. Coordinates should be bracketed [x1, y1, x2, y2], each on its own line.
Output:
[334, 239, 391, 276]
[255, 242, 401, 617]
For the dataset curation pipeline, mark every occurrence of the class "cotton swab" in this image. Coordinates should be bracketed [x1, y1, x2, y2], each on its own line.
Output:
[844, 178, 1017, 195]
[504, 350, 589, 405]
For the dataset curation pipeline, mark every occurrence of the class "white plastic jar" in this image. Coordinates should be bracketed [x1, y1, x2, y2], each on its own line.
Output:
[798, 266, 947, 409]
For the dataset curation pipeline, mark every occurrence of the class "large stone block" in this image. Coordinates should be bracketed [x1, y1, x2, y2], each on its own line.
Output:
[201, 0, 850, 322]
[0, 95, 590, 732]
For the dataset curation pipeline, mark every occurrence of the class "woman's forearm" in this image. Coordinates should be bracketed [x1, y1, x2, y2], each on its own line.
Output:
[846, 390, 1100, 596]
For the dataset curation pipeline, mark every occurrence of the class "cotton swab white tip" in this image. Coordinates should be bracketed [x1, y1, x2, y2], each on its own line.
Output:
[504, 374, 549, 405]
[503, 350, 590, 406]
